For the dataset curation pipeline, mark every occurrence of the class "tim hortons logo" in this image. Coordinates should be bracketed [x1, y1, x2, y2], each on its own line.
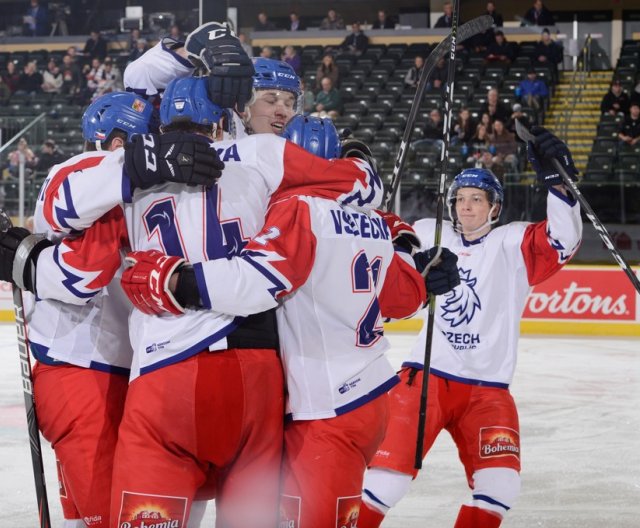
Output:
[526, 281, 628, 317]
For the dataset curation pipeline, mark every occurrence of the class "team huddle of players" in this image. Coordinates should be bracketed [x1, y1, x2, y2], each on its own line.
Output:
[0, 21, 582, 528]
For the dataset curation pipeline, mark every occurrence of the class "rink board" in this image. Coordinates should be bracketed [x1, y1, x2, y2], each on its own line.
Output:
[0, 265, 638, 336]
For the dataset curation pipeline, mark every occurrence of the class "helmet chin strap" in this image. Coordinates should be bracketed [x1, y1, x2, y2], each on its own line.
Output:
[454, 203, 500, 237]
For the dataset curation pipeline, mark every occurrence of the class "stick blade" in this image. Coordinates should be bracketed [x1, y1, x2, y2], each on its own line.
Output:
[514, 118, 535, 143]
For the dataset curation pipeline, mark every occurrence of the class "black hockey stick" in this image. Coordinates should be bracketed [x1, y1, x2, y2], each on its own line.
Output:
[414, 0, 462, 471]
[0, 212, 51, 528]
[383, 14, 493, 211]
[515, 120, 640, 294]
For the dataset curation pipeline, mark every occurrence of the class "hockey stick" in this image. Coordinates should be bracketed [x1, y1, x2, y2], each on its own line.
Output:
[515, 120, 640, 294]
[383, 14, 493, 212]
[0, 212, 51, 528]
[414, 0, 462, 471]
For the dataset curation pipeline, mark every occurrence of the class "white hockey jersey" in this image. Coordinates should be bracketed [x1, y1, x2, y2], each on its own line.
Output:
[28, 151, 132, 373]
[194, 194, 426, 419]
[404, 188, 582, 387]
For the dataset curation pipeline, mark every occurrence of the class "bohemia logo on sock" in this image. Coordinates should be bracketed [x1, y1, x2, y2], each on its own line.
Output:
[117, 491, 187, 528]
[336, 496, 361, 528]
[479, 426, 520, 460]
[279, 495, 300, 528]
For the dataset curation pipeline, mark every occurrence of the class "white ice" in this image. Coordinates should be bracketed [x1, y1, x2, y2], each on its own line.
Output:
[0, 325, 638, 527]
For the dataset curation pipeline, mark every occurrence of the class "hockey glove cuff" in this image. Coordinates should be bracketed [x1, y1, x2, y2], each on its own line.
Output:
[376, 210, 421, 255]
[0, 227, 52, 293]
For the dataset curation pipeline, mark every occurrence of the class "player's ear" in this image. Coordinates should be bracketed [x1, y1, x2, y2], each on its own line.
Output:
[109, 136, 125, 151]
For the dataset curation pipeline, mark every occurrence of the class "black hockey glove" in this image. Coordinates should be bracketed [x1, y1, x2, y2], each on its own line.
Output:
[0, 226, 52, 293]
[184, 22, 255, 111]
[414, 246, 460, 296]
[124, 131, 225, 191]
[527, 126, 578, 188]
[340, 137, 378, 174]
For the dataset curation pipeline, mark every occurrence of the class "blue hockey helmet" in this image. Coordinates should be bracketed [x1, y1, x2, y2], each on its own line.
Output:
[446, 168, 504, 227]
[160, 76, 226, 128]
[252, 57, 301, 97]
[282, 115, 341, 159]
[82, 91, 159, 144]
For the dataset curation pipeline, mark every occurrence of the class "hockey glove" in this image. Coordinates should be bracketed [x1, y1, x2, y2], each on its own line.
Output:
[124, 131, 225, 191]
[121, 250, 187, 316]
[185, 22, 255, 111]
[0, 226, 52, 293]
[376, 210, 421, 255]
[414, 246, 460, 296]
[340, 137, 378, 174]
[526, 126, 578, 188]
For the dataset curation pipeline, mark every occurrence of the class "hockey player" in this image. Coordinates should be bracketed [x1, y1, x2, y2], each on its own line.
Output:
[0, 91, 221, 528]
[118, 114, 461, 528]
[358, 128, 583, 528]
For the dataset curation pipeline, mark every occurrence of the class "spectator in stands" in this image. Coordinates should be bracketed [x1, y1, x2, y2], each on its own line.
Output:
[315, 53, 339, 90]
[66, 46, 78, 61]
[7, 137, 37, 179]
[22, 0, 49, 37]
[422, 108, 444, 142]
[0, 76, 10, 104]
[92, 57, 123, 99]
[468, 123, 492, 156]
[404, 55, 424, 90]
[300, 78, 315, 114]
[478, 149, 505, 181]
[238, 33, 253, 57]
[282, 46, 302, 76]
[83, 30, 108, 61]
[259, 46, 273, 59]
[320, 9, 345, 30]
[169, 24, 184, 41]
[480, 112, 494, 134]
[522, 0, 554, 26]
[254, 11, 277, 31]
[340, 22, 369, 56]
[313, 76, 342, 119]
[35, 139, 65, 173]
[485, 30, 513, 65]
[128, 39, 148, 63]
[288, 12, 306, 31]
[507, 103, 531, 135]
[41, 58, 63, 93]
[128, 28, 141, 50]
[84, 57, 103, 99]
[618, 102, 640, 148]
[481, 88, 511, 124]
[534, 28, 562, 81]
[2, 62, 21, 93]
[60, 53, 83, 97]
[490, 118, 518, 171]
[14, 61, 43, 95]
[486, 1, 504, 27]
[601, 79, 630, 116]
[518, 67, 549, 112]
[372, 10, 395, 29]
[435, 2, 456, 28]
[453, 107, 478, 145]
[431, 57, 448, 91]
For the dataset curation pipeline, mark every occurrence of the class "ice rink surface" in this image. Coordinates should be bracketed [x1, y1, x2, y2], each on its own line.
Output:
[0, 325, 638, 527]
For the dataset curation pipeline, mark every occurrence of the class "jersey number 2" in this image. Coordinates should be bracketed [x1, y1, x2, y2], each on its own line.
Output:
[353, 252, 383, 347]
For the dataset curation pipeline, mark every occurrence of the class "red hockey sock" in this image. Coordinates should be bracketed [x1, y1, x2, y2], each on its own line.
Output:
[357, 502, 386, 528]
[453, 505, 502, 528]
